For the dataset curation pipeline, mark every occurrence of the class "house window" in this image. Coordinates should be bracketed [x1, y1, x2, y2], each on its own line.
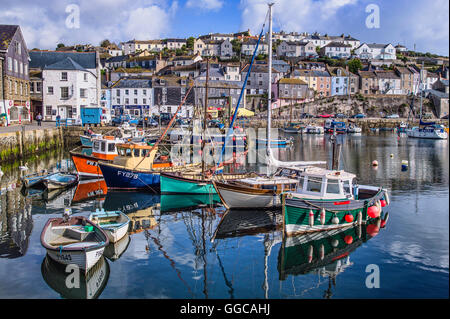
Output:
[36, 82, 42, 92]
[61, 72, 68, 81]
[167, 106, 172, 113]
[20, 83, 23, 95]
[14, 59, 18, 73]
[134, 89, 138, 95]
[117, 98, 120, 104]
[7, 57, 12, 71]
[48, 86, 53, 95]
[143, 98, 147, 104]
[125, 89, 129, 95]
[19, 62, 23, 74]
[117, 90, 120, 96]
[143, 90, 146, 95]
[14, 81, 18, 94]
[125, 98, 129, 104]
[46, 106, 52, 116]
[61, 87, 69, 99]
[134, 98, 138, 104]
[84, 73, 88, 81]
[80, 88, 87, 98]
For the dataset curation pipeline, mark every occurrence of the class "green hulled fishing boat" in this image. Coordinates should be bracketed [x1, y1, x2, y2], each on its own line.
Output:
[281, 165, 389, 236]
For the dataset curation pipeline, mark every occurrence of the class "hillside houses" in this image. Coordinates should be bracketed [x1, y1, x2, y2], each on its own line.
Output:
[355, 43, 397, 60]
[276, 41, 317, 58]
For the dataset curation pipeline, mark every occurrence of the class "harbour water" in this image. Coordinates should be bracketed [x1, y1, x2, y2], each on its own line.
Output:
[0, 132, 448, 299]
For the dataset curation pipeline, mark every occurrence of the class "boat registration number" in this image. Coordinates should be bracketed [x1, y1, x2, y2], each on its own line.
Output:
[56, 253, 72, 261]
[117, 171, 138, 179]
[87, 160, 98, 167]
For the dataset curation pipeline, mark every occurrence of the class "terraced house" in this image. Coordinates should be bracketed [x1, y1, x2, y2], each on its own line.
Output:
[290, 69, 331, 98]
[326, 66, 359, 96]
[0, 25, 30, 125]
[29, 50, 101, 121]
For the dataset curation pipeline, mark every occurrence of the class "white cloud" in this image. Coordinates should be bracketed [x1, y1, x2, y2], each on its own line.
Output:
[186, 0, 224, 11]
[0, 0, 179, 49]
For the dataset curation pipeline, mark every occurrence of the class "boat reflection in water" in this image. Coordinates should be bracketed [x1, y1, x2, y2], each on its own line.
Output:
[277, 215, 387, 298]
[104, 233, 131, 262]
[127, 206, 158, 235]
[103, 191, 160, 214]
[160, 194, 221, 213]
[71, 179, 107, 204]
[41, 255, 110, 299]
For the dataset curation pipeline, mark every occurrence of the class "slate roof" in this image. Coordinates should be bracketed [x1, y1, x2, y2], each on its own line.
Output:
[0, 25, 19, 51]
[323, 41, 352, 48]
[29, 51, 97, 69]
[44, 57, 87, 71]
[113, 78, 153, 88]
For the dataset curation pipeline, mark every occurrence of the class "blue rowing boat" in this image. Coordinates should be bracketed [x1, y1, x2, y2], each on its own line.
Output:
[22, 170, 57, 188]
[43, 173, 79, 190]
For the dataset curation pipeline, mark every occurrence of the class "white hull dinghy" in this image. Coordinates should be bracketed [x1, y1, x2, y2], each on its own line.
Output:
[88, 209, 130, 243]
[40, 215, 109, 272]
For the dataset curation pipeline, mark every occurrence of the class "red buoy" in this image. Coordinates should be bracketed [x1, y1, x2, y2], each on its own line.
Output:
[367, 205, 380, 218]
[366, 224, 380, 237]
[344, 235, 353, 244]
[380, 220, 386, 228]
[380, 199, 387, 207]
[345, 214, 354, 223]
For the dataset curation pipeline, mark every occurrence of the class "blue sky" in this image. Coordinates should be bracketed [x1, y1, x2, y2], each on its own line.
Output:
[0, 0, 448, 56]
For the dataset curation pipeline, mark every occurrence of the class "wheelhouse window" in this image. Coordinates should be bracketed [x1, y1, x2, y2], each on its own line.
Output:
[343, 180, 352, 195]
[108, 143, 116, 152]
[326, 180, 341, 194]
[101, 141, 106, 152]
[306, 177, 322, 193]
[93, 141, 100, 151]
[133, 149, 140, 157]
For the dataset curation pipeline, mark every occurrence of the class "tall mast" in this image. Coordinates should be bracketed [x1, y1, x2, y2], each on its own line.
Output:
[267, 3, 274, 156]
[202, 58, 210, 175]
[419, 61, 424, 120]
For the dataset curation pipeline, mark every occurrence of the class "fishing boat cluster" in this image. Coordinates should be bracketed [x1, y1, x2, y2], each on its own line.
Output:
[14, 4, 400, 276]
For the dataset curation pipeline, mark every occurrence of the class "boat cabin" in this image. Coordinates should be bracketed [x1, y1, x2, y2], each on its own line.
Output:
[286, 166, 356, 200]
[92, 136, 121, 160]
[112, 143, 172, 169]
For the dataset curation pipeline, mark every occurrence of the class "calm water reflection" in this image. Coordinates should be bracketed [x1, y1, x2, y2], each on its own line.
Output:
[0, 132, 448, 298]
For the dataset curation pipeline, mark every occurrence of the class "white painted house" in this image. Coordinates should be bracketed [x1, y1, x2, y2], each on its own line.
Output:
[355, 43, 397, 60]
[42, 57, 99, 121]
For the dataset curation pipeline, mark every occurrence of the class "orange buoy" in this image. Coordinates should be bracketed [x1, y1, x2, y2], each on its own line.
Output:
[367, 205, 380, 218]
[345, 214, 354, 223]
[344, 235, 353, 244]
[366, 224, 380, 237]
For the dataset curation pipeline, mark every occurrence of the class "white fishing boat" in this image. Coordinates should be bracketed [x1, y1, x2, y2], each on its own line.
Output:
[347, 124, 362, 133]
[213, 168, 299, 209]
[406, 124, 447, 139]
[40, 211, 109, 272]
[88, 209, 130, 243]
[305, 125, 324, 134]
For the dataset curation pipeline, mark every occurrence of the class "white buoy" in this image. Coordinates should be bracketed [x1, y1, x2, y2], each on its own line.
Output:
[309, 210, 315, 227]
[332, 215, 340, 224]
[372, 160, 378, 166]
[320, 208, 326, 225]
[308, 245, 314, 263]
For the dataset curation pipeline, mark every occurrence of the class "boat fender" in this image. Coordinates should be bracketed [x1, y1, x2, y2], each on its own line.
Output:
[345, 214, 354, 223]
[376, 200, 381, 212]
[320, 244, 325, 260]
[332, 214, 340, 225]
[357, 212, 362, 225]
[309, 210, 314, 227]
[331, 239, 339, 248]
[308, 245, 313, 263]
[320, 208, 326, 225]
[384, 191, 390, 206]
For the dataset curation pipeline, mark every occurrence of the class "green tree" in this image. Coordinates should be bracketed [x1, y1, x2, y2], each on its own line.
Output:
[186, 37, 195, 49]
[347, 58, 362, 74]
[231, 39, 242, 54]
[100, 39, 111, 48]
[56, 43, 65, 49]
[315, 46, 321, 55]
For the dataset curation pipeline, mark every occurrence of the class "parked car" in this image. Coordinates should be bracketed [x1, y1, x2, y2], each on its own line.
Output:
[300, 113, 314, 119]
[385, 114, 400, 119]
[351, 113, 366, 119]
[334, 113, 347, 119]
[317, 113, 333, 118]
[441, 114, 449, 119]
[208, 120, 225, 129]
[138, 116, 158, 127]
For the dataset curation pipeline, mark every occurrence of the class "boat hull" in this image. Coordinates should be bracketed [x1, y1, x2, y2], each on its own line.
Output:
[282, 191, 386, 236]
[213, 181, 281, 209]
[160, 173, 217, 195]
[98, 162, 161, 191]
[71, 152, 108, 178]
[406, 128, 448, 139]
[45, 245, 105, 272]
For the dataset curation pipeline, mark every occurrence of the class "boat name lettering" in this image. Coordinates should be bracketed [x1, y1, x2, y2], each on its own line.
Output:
[87, 189, 104, 196]
[56, 253, 72, 261]
[87, 161, 98, 166]
[117, 171, 138, 179]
